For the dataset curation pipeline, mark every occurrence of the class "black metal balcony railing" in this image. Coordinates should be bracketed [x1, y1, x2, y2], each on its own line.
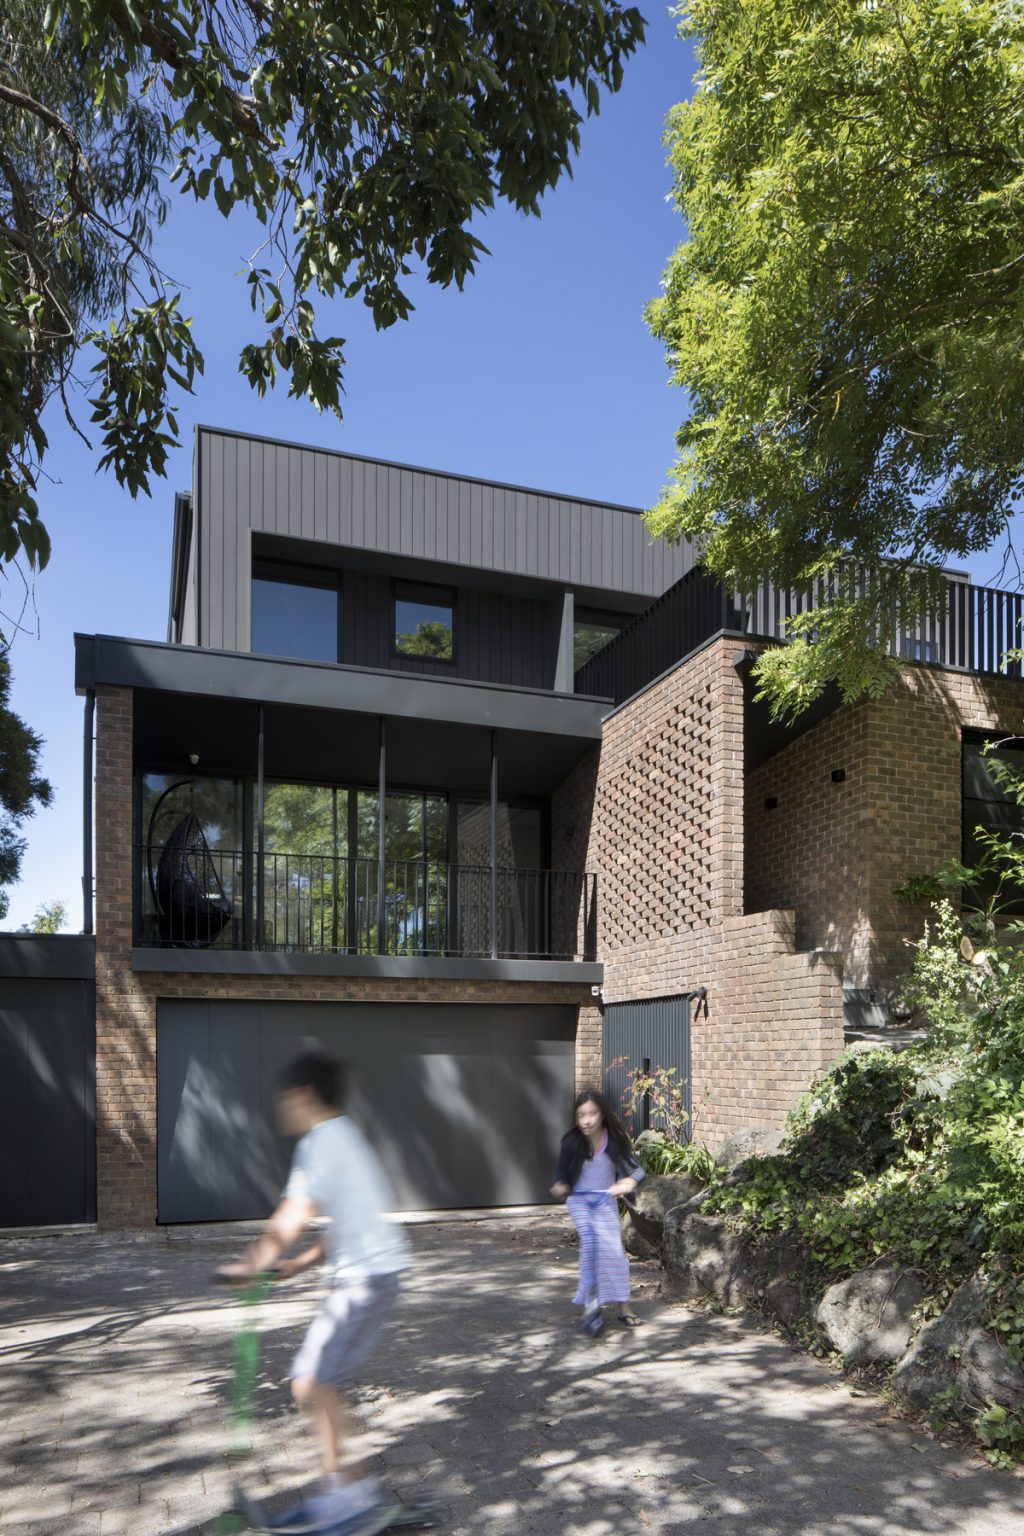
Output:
[575, 566, 1024, 707]
[137, 847, 598, 962]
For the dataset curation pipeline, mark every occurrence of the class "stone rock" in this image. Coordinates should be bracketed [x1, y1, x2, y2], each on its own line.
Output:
[893, 1278, 979, 1409]
[661, 1207, 817, 1328]
[621, 1212, 659, 1260]
[619, 1170, 706, 1258]
[893, 1273, 1024, 1411]
[962, 1323, 1024, 1408]
[815, 1267, 926, 1363]
[714, 1127, 785, 1173]
[625, 1173, 705, 1254]
[761, 1239, 816, 1329]
[661, 1212, 760, 1308]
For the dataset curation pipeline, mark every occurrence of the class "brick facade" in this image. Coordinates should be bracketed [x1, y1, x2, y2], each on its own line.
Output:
[552, 639, 845, 1149]
[93, 686, 594, 1226]
[95, 641, 1019, 1213]
[746, 663, 1024, 996]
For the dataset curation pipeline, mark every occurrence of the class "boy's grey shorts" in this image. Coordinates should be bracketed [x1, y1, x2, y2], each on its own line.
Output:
[291, 1271, 401, 1387]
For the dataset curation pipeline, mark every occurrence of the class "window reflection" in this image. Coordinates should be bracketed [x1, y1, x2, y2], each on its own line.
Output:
[393, 580, 454, 660]
[252, 563, 339, 663]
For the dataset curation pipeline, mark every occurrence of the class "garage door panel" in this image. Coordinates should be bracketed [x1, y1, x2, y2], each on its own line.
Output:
[0, 980, 95, 1227]
[157, 1001, 574, 1221]
[0, 1013, 31, 1225]
[158, 1000, 211, 1223]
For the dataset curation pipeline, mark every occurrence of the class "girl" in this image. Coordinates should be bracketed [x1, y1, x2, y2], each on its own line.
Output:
[550, 1089, 645, 1334]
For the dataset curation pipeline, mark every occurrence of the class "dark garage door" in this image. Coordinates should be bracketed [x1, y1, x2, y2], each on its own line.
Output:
[0, 978, 96, 1226]
[157, 1000, 575, 1222]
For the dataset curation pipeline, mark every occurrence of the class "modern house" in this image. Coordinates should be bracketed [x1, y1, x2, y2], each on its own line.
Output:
[5, 423, 1023, 1230]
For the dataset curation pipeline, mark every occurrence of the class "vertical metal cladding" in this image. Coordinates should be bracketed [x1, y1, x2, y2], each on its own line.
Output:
[194, 427, 693, 654]
[601, 995, 694, 1143]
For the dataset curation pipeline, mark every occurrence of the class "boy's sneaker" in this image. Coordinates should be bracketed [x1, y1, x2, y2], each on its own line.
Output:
[235, 1489, 374, 1535]
[580, 1302, 604, 1337]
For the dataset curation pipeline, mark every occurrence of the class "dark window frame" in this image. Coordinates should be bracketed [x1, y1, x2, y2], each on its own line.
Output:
[961, 732, 1024, 914]
[391, 577, 457, 664]
[573, 605, 630, 672]
[251, 557, 343, 664]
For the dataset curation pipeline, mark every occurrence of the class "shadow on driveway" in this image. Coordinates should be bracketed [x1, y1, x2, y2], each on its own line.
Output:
[1, 1219, 1022, 1536]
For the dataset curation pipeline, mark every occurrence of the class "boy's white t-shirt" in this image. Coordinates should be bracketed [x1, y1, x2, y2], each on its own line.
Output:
[282, 1115, 409, 1282]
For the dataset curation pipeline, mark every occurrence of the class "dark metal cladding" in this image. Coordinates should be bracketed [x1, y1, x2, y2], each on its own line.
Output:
[186, 426, 694, 658]
[602, 995, 695, 1143]
[0, 938, 96, 1226]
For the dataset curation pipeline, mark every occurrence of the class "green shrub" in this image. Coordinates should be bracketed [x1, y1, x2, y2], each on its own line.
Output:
[700, 894, 1024, 1463]
[634, 1134, 716, 1182]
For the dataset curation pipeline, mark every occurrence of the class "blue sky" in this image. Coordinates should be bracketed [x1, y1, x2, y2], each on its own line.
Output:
[5, 5, 699, 930]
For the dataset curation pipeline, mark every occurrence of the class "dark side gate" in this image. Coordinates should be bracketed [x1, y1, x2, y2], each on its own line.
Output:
[0, 936, 96, 1227]
[602, 994, 694, 1142]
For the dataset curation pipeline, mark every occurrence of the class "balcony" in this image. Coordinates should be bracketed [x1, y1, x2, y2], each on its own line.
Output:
[575, 566, 1024, 707]
[135, 846, 598, 964]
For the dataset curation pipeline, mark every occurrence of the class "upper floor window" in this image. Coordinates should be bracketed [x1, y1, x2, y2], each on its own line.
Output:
[252, 561, 340, 663]
[393, 579, 455, 661]
[574, 607, 628, 671]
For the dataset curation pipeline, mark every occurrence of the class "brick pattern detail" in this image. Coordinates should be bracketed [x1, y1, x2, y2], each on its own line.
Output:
[93, 687, 593, 1227]
[552, 639, 845, 1150]
[575, 1005, 603, 1091]
[600, 696, 716, 932]
[746, 662, 1024, 994]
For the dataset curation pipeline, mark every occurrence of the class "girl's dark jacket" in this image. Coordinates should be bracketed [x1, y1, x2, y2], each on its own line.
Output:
[553, 1131, 645, 1207]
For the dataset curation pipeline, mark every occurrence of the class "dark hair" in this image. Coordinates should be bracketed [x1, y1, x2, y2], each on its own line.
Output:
[568, 1088, 632, 1158]
[278, 1050, 345, 1109]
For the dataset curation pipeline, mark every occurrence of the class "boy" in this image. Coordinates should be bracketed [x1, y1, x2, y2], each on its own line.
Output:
[217, 1050, 409, 1535]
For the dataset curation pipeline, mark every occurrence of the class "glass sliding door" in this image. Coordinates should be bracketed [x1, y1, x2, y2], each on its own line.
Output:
[497, 805, 546, 956]
[261, 783, 349, 951]
[452, 798, 547, 956]
[354, 789, 448, 954]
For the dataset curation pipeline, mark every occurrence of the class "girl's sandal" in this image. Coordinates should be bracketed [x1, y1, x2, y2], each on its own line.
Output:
[618, 1313, 643, 1327]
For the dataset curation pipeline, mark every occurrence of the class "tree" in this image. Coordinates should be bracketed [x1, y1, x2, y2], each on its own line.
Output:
[1, 0, 645, 577]
[647, 0, 1024, 716]
[20, 898, 67, 933]
[0, 654, 51, 920]
[395, 620, 454, 659]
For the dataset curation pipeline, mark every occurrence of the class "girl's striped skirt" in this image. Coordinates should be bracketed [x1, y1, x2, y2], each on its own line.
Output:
[566, 1191, 630, 1308]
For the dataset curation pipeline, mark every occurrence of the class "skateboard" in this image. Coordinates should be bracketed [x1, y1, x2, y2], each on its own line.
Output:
[232, 1487, 442, 1535]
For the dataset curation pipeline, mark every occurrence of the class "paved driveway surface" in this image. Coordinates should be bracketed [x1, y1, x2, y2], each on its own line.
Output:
[2, 1217, 1022, 1536]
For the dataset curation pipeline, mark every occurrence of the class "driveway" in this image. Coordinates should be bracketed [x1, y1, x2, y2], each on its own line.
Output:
[1, 1216, 1021, 1535]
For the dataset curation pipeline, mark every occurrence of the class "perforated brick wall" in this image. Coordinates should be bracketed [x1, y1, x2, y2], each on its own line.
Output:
[552, 638, 845, 1149]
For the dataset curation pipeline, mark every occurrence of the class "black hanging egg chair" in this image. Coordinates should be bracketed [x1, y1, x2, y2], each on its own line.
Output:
[147, 782, 235, 948]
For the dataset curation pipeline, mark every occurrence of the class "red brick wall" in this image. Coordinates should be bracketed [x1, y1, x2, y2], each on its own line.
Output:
[746, 664, 1024, 995]
[552, 639, 845, 1149]
[93, 687, 594, 1226]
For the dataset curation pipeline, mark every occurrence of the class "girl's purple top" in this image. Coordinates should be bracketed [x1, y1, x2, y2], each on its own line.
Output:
[571, 1130, 615, 1195]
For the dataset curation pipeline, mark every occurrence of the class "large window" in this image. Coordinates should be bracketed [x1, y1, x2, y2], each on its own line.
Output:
[963, 737, 1024, 908]
[251, 561, 340, 663]
[138, 767, 552, 956]
[574, 607, 629, 671]
[393, 580, 455, 660]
